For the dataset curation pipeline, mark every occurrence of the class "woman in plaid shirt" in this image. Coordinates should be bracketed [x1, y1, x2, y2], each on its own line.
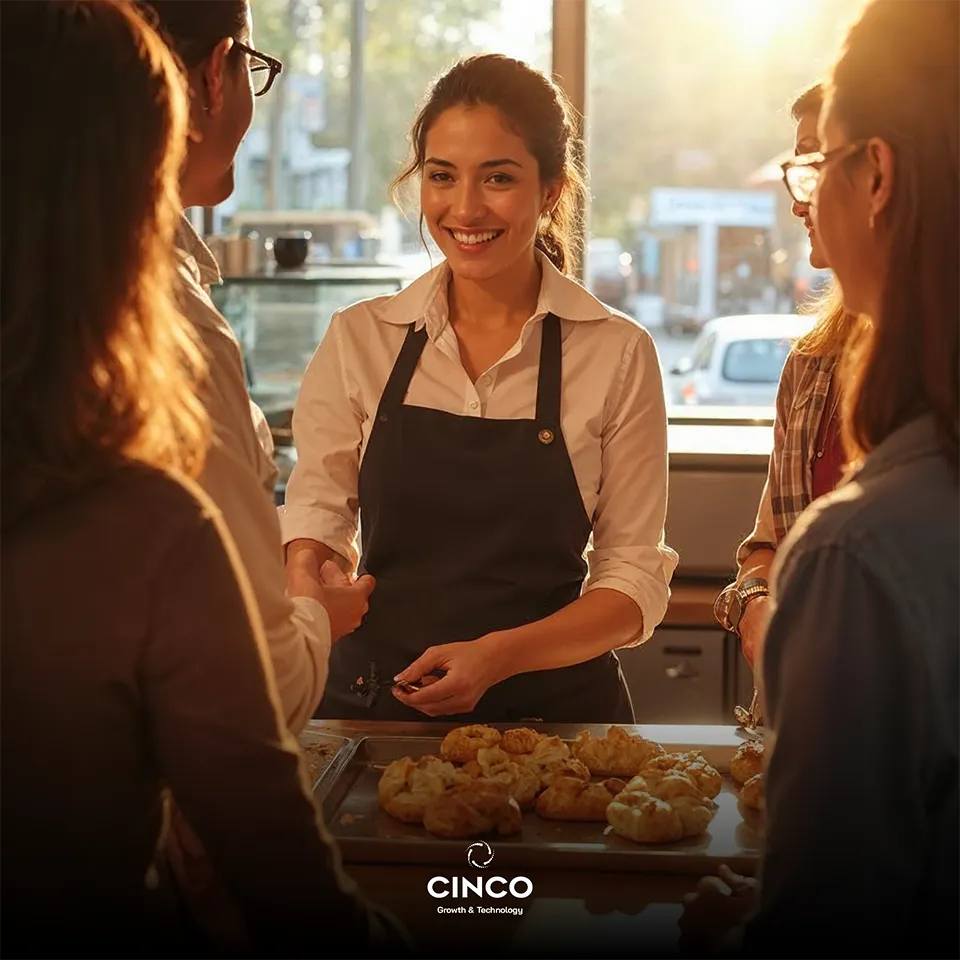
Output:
[718, 82, 861, 674]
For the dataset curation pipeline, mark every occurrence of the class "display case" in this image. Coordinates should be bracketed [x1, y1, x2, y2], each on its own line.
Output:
[209, 263, 407, 417]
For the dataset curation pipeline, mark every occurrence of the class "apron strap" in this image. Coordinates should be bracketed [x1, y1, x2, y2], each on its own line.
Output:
[374, 323, 429, 421]
[535, 313, 562, 428]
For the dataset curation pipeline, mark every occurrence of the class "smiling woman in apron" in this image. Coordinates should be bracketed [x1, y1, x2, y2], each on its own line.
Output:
[281, 54, 678, 723]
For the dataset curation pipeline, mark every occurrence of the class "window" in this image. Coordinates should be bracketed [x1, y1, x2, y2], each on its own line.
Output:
[205, 0, 862, 439]
[586, 0, 865, 415]
[222, 0, 551, 234]
[721, 337, 792, 384]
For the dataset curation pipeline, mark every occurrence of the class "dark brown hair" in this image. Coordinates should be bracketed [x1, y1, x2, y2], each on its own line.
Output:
[393, 54, 587, 275]
[790, 82, 824, 122]
[134, 0, 248, 67]
[1, 0, 208, 527]
[829, 0, 959, 469]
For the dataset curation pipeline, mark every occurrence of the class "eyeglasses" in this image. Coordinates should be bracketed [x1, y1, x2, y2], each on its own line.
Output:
[780, 139, 870, 204]
[234, 41, 283, 98]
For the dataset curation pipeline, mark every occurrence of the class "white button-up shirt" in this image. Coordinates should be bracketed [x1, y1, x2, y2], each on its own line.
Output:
[279, 252, 679, 643]
[175, 217, 331, 731]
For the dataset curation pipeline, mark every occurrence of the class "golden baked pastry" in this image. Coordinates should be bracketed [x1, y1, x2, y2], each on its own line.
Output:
[525, 735, 570, 765]
[500, 727, 543, 756]
[518, 736, 589, 790]
[572, 726, 664, 777]
[378, 755, 465, 823]
[730, 740, 765, 786]
[639, 751, 722, 799]
[530, 758, 592, 790]
[422, 783, 523, 839]
[535, 776, 627, 822]
[462, 747, 540, 810]
[607, 772, 718, 844]
[740, 773, 764, 811]
[439, 725, 501, 763]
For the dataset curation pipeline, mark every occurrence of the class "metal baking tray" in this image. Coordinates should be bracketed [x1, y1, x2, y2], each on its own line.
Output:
[297, 722, 354, 795]
[318, 725, 762, 875]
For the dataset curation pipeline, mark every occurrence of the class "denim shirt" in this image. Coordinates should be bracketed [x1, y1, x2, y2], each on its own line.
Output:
[742, 415, 959, 958]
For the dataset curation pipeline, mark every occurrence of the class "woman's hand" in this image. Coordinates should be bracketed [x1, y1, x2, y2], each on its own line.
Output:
[738, 595, 771, 673]
[286, 554, 375, 642]
[391, 635, 507, 717]
[678, 865, 756, 956]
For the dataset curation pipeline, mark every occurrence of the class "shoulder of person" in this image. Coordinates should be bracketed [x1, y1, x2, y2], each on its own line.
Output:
[110, 462, 223, 529]
[68, 463, 227, 567]
[776, 452, 952, 591]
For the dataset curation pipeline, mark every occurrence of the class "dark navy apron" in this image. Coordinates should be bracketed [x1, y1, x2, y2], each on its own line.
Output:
[315, 313, 634, 723]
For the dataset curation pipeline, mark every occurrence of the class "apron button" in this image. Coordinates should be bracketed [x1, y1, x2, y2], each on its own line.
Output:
[538, 428, 554, 445]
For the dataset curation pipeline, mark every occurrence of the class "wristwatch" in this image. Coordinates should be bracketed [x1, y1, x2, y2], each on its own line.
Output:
[714, 577, 770, 636]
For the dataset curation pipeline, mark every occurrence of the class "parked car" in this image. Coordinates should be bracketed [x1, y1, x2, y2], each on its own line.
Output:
[669, 313, 814, 407]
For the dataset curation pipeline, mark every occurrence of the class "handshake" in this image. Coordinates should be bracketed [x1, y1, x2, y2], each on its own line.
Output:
[285, 547, 376, 643]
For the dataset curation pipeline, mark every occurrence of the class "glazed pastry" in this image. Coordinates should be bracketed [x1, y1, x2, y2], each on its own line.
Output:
[500, 727, 543, 756]
[730, 740, 765, 786]
[639, 751, 723, 799]
[378, 755, 465, 823]
[439, 724, 501, 763]
[572, 726, 664, 777]
[462, 746, 540, 810]
[535, 776, 627, 822]
[607, 771, 717, 843]
[422, 783, 523, 839]
[739, 773, 764, 811]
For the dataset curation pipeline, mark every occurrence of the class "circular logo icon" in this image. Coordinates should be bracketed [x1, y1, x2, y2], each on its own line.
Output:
[465, 840, 494, 869]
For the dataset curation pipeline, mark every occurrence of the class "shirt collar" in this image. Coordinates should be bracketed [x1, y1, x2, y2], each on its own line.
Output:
[846, 413, 944, 485]
[376, 249, 613, 338]
[174, 213, 221, 287]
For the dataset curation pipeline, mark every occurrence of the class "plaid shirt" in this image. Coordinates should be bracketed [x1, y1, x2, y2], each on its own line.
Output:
[737, 351, 840, 566]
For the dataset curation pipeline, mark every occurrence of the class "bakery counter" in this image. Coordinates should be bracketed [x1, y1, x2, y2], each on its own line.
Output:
[313, 722, 746, 958]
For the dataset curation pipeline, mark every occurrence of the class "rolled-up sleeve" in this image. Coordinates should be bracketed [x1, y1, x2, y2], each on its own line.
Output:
[280, 312, 364, 570]
[582, 329, 679, 643]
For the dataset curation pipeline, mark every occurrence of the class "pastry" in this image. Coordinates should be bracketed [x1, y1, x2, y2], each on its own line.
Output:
[607, 772, 718, 843]
[639, 751, 723, 799]
[730, 740, 765, 786]
[519, 736, 589, 790]
[572, 726, 664, 777]
[739, 773, 764, 811]
[528, 757, 592, 790]
[500, 727, 543, 756]
[525, 735, 570, 765]
[462, 746, 540, 810]
[422, 783, 523, 839]
[378, 755, 465, 823]
[535, 776, 627, 822]
[439, 725, 501, 763]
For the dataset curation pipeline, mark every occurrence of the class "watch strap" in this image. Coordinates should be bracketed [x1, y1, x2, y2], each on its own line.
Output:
[715, 578, 770, 634]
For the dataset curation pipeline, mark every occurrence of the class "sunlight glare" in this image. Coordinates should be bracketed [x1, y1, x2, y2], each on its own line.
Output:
[724, 0, 808, 50]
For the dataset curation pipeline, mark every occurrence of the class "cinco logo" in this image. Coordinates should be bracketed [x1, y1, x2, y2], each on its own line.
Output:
[465, 841, 494, 869]
[427, 844, 533, 900]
